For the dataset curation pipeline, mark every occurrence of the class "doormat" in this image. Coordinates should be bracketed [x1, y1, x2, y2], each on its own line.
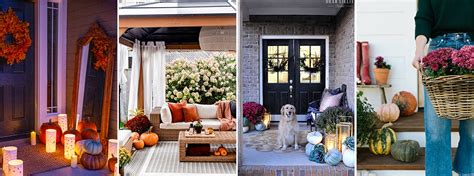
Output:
[125, 141, 236, 176]
[0, 141, 69, 176]
[244, 129, 310, 153]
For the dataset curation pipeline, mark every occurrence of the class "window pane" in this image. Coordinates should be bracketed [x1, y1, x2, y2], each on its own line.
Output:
[268, 46, 277, 58]
[311, 72, 321, 83]
[268, 71, 278, 83]
[300, 71, 310, 83]
[278, 46, 288, 58]
[300, 45, 310, 58]
[279, 71, 288, 83]
[311, 46, 320, 58]
[47, 2, 58, 113]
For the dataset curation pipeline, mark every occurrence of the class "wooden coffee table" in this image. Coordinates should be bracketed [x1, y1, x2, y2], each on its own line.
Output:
[178, 131, 236, 162]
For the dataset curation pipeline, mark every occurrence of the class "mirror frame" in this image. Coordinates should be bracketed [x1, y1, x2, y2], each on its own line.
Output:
[71, 22, 116, 139]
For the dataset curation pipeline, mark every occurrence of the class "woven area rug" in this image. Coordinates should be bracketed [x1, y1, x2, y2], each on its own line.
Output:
[244, 129, 310, 153]
[0, 141, 69, 176]
[125, 141, 236, 176]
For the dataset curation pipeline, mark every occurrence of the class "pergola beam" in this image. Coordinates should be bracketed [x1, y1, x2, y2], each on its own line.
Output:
[119, 15, 236, 28]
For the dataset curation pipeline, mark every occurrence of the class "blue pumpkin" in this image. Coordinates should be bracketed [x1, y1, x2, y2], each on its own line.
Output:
[255, 122, 266, 131]
[324, 149, 342, 166]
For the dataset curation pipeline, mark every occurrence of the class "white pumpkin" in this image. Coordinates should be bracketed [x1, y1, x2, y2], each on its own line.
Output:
[343, 149, 355, 167]
[377, 103, 400, 123]
[242, 126, 249, 133]
[306, 131, 323, 145]
[305, 143, 315, 156]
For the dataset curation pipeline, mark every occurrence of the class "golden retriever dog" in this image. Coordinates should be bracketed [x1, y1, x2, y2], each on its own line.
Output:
[277, 104, 299, 150]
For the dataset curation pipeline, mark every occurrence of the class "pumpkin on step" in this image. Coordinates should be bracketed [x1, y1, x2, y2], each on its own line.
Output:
[140, 127, 158, 146]
[39, 119, 63, 144]
[77, 117, 98, 132]
[108, 154, 117, 172]
[369, 125, 397, 155]
[391, 140, 420, 163]
[75, 139, 103, 156]
[392, 91, 417, 116]
[81, 128, 100, 141]
[133, 139, 145, 150]
[324, 149, 342, 166]
[377, 103, 400, 123]
[130, 132, 140, 141]
[80, 152, 107, 170]
[61, 128, 82, 145]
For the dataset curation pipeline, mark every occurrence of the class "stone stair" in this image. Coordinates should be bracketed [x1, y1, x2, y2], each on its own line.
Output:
[357, 111, 460, 176]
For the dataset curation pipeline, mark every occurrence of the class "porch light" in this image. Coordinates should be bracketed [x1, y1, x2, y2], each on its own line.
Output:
[336, 116, 353, 152]
[262, 112, 271, 129]
[324, 134, 337, 152]
[64, 134, 75, 159]
[7, 159, 23, 176]
[46, 129, 57, 153]
[2, 146, 17, 176]
[58, 114, 68, 133]
[108, 139, 118, 160]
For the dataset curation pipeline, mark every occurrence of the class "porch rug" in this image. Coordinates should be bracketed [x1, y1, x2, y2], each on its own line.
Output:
[0, 141, 69, 176]
[244, 129, 309, 153]
[125, 141, 236, 176]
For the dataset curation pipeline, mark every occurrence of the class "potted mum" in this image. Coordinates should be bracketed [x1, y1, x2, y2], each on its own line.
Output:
[373, 56, 391, 85]
[243, 102, 265, 131]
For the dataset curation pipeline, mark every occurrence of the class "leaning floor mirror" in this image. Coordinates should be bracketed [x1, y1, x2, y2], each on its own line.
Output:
[71, 22, 116, 139]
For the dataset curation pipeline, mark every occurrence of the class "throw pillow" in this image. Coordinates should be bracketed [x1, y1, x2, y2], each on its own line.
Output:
[160, 103, 172, 124]
[195, 104, 218, 119]
[183, 104, 200, 122]
[169, 101, 187, 123]
[319, 93, 343, 112]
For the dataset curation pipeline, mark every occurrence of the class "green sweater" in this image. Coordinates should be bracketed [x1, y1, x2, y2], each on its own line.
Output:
[415, 0, 474, 39]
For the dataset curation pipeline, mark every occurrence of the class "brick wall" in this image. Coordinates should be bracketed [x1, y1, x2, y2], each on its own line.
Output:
[66, 0, 117, 139]
[242, 8, 355, 109]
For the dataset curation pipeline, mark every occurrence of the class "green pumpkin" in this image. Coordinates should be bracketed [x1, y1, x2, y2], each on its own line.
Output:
[324, 149, 342, 166]
[390, 140, 420, 163]
[309, 144, 326, 163]
[369, 126, 397, 155]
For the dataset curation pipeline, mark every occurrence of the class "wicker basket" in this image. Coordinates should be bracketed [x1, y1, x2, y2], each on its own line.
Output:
[422, 73, 474, 120]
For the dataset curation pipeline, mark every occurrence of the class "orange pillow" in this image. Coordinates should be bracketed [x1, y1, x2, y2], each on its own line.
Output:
[183, 105, 200, 122]
[169, 101, 187, 123]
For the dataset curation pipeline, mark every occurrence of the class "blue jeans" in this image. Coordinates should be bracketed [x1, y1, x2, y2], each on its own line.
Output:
[425, 33, 473, 176]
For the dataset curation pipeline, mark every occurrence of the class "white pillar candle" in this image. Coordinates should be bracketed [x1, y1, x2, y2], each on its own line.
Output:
[46, 129, 56, 153]
[7, 159, 23, 176]
[30, 131, 36, 145]
[114, 163, 119, 176]
[64, 134, 75, 159]
[71, 155, 78, 168]
[2, 146, 17, 176]
[58, 114, 68, 133]
[75, 114, 81, 128]
[108, 139, 118, 160]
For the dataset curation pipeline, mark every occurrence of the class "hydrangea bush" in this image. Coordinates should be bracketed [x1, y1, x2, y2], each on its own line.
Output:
[165, 54, 236, 104]
[422, 46, 474, 77]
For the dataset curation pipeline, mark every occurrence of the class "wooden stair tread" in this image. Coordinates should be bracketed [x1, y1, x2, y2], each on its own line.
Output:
[357, 148, 456, 170]
[378, 112, 459, 132]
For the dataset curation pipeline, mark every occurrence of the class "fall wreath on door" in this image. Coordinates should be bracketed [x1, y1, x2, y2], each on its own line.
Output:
[0, 8, 32, 65]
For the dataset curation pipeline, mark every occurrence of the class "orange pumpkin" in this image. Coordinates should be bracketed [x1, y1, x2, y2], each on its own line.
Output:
[108, 154, 117, 172]
[140, 127, 158, 146]
[217, 145, 228, 156]
[80, 153, 107, 170]
[39, 119, 63, 144]
[392, 91, 417, 116]
[377, 103, 400, 123]
[61, 129, 82, 145]
[214, 150, 221, 156]
[77, 117, 98, 132]
[133, 139, 145, 150]
[130, 132, 140, 141]
[81, 128, 100, 141]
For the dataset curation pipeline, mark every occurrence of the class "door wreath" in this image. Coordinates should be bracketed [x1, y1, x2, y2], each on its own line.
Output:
[0, 8, 32, 65]
[300, 55, 323, 73]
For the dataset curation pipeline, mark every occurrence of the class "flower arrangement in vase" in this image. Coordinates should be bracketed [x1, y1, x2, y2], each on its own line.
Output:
[373, 56, 391, 85]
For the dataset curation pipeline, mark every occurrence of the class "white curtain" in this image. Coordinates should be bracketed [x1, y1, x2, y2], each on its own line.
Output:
[127, 40, 141, 119]
[141, 41, 166, 116]
[118, 44, 129, 122]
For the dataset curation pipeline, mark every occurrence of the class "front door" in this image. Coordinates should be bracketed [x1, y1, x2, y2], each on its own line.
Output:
[0, 0, 35, 139]
[263, 39, 326, 115]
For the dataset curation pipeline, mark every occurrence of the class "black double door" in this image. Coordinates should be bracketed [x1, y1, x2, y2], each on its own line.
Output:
[0, 0, 35, 139]
[263, 39, 326, 115]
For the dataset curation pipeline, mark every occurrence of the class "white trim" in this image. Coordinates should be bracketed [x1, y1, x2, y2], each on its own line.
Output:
[77, 44, 90, 119]
[258, 35, 330, 105]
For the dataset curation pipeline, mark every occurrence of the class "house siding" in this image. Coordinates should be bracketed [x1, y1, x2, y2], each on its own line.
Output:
[66, 0, 117, 139]
[242, 8, 354, 109]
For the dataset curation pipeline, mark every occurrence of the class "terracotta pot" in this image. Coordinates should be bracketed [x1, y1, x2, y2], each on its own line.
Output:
[374, 68, 390, 85]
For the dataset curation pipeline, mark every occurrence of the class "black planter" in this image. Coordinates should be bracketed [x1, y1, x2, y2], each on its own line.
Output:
[195, 127, 203, 134]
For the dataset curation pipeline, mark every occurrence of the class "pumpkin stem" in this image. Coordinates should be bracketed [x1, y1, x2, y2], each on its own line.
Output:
[381, 122, 393, 129]
[147, 126, 153, 133]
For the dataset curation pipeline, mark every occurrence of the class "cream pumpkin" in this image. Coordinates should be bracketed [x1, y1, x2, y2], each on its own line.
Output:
[377, 103, 400, 123]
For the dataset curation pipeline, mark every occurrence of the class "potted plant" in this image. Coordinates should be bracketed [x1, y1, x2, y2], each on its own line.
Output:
[356, 91, 379, 146]
[242, 117, 250, 133]
[243, 102, 265, 131]
[194, 120, 203, 134]
[373, 56, 391, 85]
[315, 106, 353, 134]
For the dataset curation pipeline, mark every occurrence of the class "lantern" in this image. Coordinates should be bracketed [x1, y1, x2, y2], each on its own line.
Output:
[324, 134, 337, 152]
[108, 139, 118, 160]
[262, 112, 272, 129]
[336, 117, 353, 152]
[2, 146, 17, 176]
[64, 134, 75, 159]
[58, 114, 68, 133]
[8, 159, 23, 176]
[46, 129, 57, 153]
